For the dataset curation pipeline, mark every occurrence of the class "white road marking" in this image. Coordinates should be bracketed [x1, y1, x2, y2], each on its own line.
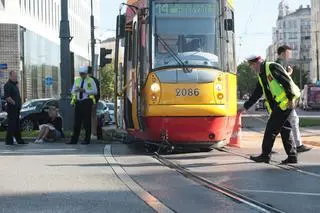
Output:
[103, 145, 174, 213]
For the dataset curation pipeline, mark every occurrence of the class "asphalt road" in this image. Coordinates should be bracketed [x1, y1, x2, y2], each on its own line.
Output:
[0, 143, 154, 213]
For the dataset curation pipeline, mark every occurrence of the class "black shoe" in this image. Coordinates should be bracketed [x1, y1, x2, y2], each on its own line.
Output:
[281, 156, 298, 164]
[297, 145, 312, 153]
[17, 140, 28, 144]
[66, 141, 77, 144]
[250, 154, 270, 163]
[5, 142, 14, 146]
[81, 141, 90, 145]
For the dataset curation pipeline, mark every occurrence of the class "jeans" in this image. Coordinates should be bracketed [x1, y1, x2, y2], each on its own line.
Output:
[288, 109, 302, 147]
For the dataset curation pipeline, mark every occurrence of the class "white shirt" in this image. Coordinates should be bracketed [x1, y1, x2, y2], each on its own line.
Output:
[71, 77, 97, 101]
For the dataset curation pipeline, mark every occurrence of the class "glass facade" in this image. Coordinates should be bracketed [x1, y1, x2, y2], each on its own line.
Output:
[22, 29, 89, 101]
[23, 29, 60, 101]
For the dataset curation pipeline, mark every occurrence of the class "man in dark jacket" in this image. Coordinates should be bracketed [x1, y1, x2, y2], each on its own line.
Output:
[4, 71, 27, 145]
[88, 66, 102, 140]
[239, 55, 300, 164]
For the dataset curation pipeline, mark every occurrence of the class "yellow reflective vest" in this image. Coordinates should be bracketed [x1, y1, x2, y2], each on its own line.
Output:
[258, 62, 300, 113]
[70, 77, 96, 105]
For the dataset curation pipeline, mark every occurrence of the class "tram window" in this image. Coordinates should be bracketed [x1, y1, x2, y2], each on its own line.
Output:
[155, 69, 216, 83]
[225, 9, 236, 73]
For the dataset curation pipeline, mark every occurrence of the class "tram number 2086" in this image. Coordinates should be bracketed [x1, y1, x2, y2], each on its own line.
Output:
[176, 88, 200, 97]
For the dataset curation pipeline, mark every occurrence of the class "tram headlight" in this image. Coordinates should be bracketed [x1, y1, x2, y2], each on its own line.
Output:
[215, 84, 223, 92]
[151, 83, 160, 92]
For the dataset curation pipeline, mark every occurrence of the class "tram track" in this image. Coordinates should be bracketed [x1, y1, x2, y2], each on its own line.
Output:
[154, 152, 285, 213]
[215, 147, 320, 180]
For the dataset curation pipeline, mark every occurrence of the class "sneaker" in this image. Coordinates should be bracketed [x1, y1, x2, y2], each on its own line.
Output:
[250, 154, 270, 163]
[38, 139, 44, 144]
[281, 156, 298, 164]
[34, 139, 40, 143]
[297, 145, 312, 153]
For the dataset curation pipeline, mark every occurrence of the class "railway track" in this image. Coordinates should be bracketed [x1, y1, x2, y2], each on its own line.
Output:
[215, 147, 320, 179]
[154, 152, 285, 213]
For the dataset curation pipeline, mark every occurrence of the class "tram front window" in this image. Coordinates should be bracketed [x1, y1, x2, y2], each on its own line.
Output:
[152, 2, 220, 69]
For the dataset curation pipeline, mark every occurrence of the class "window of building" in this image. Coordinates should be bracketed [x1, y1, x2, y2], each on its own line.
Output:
[32, 0, 36, 17]
[36, 0, 39, 19]
[28, 0, 31, 14]
[49, 0, 52, 28]
[23, 0, 27, 12]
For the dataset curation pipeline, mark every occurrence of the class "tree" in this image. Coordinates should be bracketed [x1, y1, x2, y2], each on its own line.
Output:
[291, 66, 311, 89]
[237, 61, 258, 98]
[100, 64, 115, 100]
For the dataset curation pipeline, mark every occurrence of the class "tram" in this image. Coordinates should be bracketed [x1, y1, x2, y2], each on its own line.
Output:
[117, 0, 237, 149]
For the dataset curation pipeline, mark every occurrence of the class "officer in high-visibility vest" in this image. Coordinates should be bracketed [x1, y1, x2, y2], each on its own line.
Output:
[67, 66, 97, 145]
[239, 55, 301, 164]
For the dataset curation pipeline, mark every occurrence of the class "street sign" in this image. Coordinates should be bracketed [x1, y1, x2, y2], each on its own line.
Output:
[44, 76, 54, 86]
[0, 63, 7, 69]
[316, 80, 320, 87]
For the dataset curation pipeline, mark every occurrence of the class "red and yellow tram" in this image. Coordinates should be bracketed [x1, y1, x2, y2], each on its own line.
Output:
[117, 0, 237, 149]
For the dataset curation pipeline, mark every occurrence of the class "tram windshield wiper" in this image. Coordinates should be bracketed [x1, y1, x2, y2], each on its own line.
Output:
[155, 33, 193, 73]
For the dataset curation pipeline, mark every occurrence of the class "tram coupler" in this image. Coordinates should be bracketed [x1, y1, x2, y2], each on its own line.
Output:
[157, 129, 174, 154]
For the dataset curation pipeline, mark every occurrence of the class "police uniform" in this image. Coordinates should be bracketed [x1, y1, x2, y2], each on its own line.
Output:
[68, 68, 97, 144]
[243, 55, 300, 164]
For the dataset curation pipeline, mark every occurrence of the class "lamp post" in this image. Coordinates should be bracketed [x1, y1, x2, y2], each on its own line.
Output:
[90, 0, 96, 76]
[59, 0, 73, 131]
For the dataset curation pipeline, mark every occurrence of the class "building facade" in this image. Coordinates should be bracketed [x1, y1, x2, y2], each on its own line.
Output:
[266, 1, 312, 81]
[0, 0, 100, 101]
[311, 0, 320, 82]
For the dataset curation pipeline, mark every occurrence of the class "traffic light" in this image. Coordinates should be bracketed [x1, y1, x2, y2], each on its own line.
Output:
[116, 15, 126, 38]
[100, 48, 112, 68]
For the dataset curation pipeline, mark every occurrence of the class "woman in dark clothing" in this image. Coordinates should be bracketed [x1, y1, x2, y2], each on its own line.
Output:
[35, 106, 63, 143]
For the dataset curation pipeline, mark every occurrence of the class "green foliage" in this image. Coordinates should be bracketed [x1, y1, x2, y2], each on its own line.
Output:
[237, 61, 258, 98]
[291, 66, 312, 89]
[300, 118, 320, 127]
[100, 64, 115, 100]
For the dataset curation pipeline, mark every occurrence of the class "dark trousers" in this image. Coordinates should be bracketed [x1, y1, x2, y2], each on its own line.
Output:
[6, 107, 22, 144]
[71, 99, 93, 143]
[262, 106, 296, 157]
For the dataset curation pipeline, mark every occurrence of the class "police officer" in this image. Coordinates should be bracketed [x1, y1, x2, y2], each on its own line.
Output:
[68, 67, 97, 144]
[4, 71, 26, 145]
[276, 45, 311, 153]
[239, 55, 301, 164]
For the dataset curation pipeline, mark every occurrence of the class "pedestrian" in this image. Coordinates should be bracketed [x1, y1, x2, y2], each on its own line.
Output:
[239, 55, 301, 164]
[4, 71, 27, 145]
[87, 66, 102, 140]
[67, 66, 97, 144]
[35, 106, 63, 143]
[276, 45, 311, 153]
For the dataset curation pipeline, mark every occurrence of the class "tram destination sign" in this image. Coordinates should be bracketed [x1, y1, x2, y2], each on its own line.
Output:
[155, 3, 215, 17]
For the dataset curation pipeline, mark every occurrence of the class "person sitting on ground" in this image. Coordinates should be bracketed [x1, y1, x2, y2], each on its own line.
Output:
[35, 106, 63, 143]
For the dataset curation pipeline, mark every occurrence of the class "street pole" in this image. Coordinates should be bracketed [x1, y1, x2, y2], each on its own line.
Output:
[114, 8, 121, 128]
[316, 31, 319, 81]
[90, 0, 96, 76]
[59, 0, 73, 131]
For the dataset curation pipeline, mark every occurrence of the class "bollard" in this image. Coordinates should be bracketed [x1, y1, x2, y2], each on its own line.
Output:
[228, 112, 242, 148]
